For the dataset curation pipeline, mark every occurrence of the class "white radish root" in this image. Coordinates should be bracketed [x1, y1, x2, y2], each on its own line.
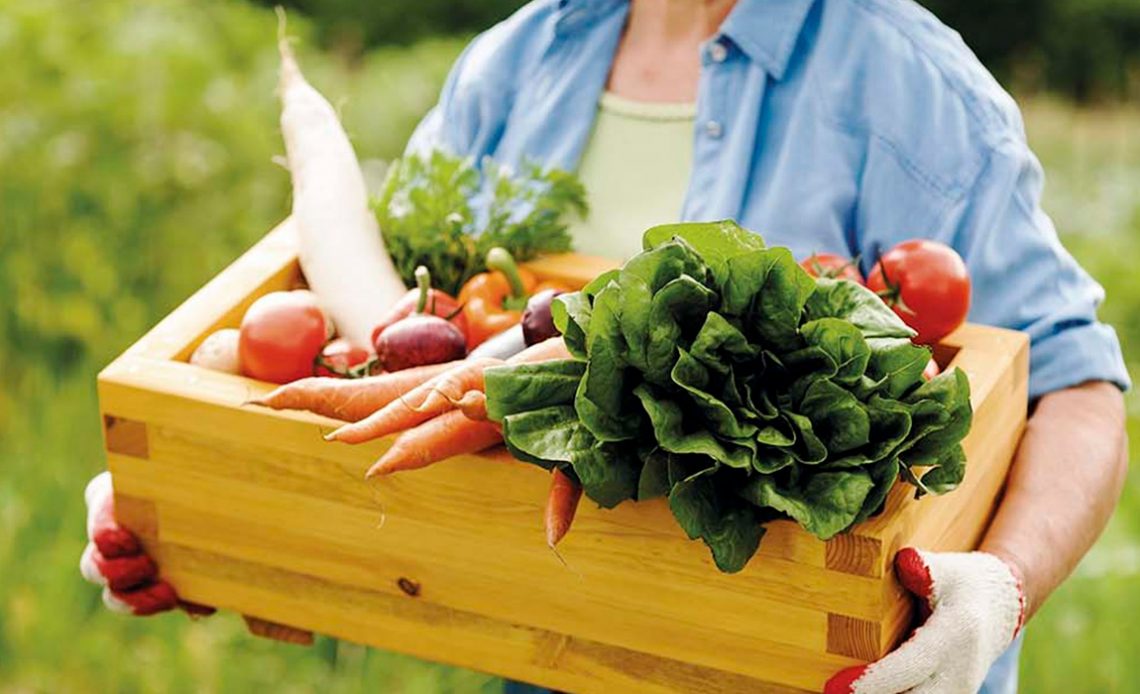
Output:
[276, 11, 407, 349]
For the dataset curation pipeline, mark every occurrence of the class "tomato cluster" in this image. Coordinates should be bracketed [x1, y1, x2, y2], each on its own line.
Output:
[800, 240, 971, 380]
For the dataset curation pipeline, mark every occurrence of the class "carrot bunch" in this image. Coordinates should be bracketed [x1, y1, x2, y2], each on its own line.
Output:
[250, 337, 583, 547]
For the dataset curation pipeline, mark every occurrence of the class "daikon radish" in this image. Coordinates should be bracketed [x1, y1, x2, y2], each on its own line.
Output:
[276, 14, 406, 348]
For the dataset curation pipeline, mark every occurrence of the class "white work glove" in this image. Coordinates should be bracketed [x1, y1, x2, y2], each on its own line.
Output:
[80, 472, 212, 617]
[825, 547, 1026, 694]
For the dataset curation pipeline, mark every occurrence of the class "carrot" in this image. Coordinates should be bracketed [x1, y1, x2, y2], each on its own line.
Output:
[325, 357, 501, 443]
[248, 361, 460, 422]
[545, 467, 582, 548]
[452, 390, 488, 421]
[364, 411, 502, 478]
[506, 337, 571, 364]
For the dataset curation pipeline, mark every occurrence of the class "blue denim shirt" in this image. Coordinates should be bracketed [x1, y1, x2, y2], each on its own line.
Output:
[407, 0, 1129, 399]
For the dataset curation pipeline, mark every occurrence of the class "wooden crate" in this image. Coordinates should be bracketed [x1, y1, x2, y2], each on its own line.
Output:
[99, 220, 1029, 693]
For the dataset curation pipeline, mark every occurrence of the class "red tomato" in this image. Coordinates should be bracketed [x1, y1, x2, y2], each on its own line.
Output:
[239, 290, 329, 384]
[867, 240, 971, 345]
[800, 252, 865, 285]
[315, 338, 372, 378]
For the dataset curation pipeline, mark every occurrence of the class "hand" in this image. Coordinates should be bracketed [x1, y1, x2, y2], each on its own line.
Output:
[825, 548, 1025, 694]
[80, 472, 213, 617]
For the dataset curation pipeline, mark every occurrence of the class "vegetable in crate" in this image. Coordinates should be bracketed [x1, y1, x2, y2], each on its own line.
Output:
[867, 239, 971, 345]
[373, 267, 467, 372]
[277, 28, 406, 349]
[373, 151, 588, 296]
[239, 290, 330, 384]
[484, 221, 972, 573]
[458, 248, 570, 349]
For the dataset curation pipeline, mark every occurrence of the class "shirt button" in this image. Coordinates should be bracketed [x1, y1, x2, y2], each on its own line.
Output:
[705, 120, 724, 139]
[708, 41, 728, 63]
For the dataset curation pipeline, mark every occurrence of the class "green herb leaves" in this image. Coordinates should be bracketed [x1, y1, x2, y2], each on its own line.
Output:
[373, 151, 587, 295]
[485, 221, 972, 573]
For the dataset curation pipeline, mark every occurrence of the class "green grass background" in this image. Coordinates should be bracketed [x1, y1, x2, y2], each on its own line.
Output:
[0, 1, 1137, 692]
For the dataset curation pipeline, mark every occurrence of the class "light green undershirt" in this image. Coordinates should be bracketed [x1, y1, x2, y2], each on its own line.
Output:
[567, 92, 696, 261]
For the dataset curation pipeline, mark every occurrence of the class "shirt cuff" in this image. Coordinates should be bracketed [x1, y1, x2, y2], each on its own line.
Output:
[1027, 321, 1131, 399]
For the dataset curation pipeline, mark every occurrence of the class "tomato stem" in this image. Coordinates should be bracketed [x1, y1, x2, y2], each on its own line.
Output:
[873, 261, 917, 316]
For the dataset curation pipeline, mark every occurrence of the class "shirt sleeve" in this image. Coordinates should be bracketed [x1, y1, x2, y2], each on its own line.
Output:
[401, 20, 522, 159]
[942, 138, 1130, 399]
[402, 39, 476, 157]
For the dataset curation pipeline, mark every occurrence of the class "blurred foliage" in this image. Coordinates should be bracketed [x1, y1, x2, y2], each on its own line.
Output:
[254, 0, 520, 55]
[263, 0, 1140, 101]
[0, 0, 1138, 692]
[0, 0, 460, 397]
[922, 0, 1140, 101]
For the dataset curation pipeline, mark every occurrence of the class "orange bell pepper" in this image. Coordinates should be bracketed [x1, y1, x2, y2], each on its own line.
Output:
[458, 248, 571, 349]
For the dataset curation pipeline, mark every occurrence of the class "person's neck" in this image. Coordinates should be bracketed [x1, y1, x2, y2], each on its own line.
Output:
[626, 0, 737, 44]
[607, 0, 738, 103]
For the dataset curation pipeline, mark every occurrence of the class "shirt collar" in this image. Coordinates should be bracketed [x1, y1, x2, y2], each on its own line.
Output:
[719, 0, 816, 80]
[556, 0, 816, 80]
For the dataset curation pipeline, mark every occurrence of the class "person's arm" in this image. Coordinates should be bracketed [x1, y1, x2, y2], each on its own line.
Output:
[830, 91, 1130, 692]
[981, 380, 1128, 617]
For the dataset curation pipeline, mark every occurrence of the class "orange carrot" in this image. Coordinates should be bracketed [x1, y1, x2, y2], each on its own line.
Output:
[364, 411, 502, 478]
[545, 467, 582, 548]
[325, 357, 502, 443]
[452, 390, 488, 421]
[323, 338, 571, 444]
[248, 360, 460, 422]
[507, 337, 571, 364]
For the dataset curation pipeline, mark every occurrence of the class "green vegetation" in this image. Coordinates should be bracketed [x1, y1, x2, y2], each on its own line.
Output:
[0, 1, 1137, 692]
[376, 151, 586, 295]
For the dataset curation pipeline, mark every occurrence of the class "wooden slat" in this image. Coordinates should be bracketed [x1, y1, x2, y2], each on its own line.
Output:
[152, 543, 845, 693]
[108, 448, 869, 666]
[99, 356, 828, 571]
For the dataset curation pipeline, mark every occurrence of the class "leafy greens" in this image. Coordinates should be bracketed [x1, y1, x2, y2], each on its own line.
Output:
[484, 221, 972, 573]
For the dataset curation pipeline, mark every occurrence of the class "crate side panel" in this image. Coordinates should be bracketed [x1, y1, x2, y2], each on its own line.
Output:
[104, 409, 880, 618]
[151, 542, 849, 693]
[109, 447, 861, 673]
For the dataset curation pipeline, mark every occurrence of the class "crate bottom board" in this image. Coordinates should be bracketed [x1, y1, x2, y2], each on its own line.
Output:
[151, 542, 834, 694]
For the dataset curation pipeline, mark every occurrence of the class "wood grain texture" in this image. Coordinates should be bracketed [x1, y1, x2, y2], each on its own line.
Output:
[827, 614, 882, 661]
[826, 535, 882, 578]
[103, 416, 149, 459]
[98, 227, 1030, 692]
